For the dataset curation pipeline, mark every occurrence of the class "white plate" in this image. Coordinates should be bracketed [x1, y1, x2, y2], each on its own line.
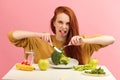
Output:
[48, 58, 79, 69]
[81, 71, 109, 77]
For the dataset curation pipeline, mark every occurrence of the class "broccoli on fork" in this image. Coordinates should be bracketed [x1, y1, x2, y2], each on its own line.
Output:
[51, 50, 70, 65]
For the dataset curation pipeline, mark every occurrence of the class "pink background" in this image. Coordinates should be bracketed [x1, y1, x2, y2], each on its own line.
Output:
[0, 0, 120, 79]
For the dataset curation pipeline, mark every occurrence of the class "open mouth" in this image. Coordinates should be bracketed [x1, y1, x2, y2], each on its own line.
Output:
[59, 30, 67, 34]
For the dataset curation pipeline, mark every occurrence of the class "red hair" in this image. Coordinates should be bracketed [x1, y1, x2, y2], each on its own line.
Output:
[50, 6, 83, 64]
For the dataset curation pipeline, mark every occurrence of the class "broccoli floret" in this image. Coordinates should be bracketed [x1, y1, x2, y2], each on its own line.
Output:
[51, 50, 70, 65]
[60, 53, 70, 65]
[51, 50, 61, 65]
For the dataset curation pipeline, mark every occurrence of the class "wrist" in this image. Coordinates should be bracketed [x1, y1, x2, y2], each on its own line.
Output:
[35, 32, 42, 37]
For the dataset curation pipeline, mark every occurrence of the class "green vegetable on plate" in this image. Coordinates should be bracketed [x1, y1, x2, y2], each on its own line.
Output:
[73, 64, 96, 71]
[85, 67, 106, 74]
[51, 50, 70, 65]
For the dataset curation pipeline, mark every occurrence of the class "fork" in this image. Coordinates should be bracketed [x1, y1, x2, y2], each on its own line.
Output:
[49, 44, 62, 53]
[49, 43, 71, 53]
[60, 44, 71, 50]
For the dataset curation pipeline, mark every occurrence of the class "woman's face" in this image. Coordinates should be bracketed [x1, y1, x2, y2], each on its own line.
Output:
[54, 13, 70, 37]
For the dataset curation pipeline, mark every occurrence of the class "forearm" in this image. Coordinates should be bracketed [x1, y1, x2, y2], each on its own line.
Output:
[83, 35, 115, 46]
[10, 30, 42, 40]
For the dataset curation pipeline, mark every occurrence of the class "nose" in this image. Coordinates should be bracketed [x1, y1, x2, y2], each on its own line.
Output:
[62, 24, 67, 28]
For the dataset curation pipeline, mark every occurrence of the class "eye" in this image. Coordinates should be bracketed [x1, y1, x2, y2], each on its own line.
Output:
[58, 21, 63, 24]
[66, 22, 70, 26]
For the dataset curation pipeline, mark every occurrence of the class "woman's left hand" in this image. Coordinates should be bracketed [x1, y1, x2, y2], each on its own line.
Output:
[69, 36, 84, 46]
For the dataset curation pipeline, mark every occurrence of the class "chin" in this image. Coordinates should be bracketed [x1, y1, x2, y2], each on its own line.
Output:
[62, 34, 68, 37]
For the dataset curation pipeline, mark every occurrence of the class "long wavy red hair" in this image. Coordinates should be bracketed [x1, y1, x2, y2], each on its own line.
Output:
[50, 6, 83, 64]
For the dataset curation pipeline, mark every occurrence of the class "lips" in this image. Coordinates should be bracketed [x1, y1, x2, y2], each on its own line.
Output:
[59, 29, 67, 34]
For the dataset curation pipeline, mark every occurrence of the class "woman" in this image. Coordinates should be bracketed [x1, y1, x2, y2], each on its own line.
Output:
[8, 6, 115, 64]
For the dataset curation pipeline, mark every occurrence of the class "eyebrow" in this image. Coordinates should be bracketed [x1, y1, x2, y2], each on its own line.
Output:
[58, 20, 70, 23]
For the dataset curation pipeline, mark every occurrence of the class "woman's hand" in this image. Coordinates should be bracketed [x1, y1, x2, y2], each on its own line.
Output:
[40, 33, 52, 45]
[69, 36, 84, 46]
[68, 35, 115, 46]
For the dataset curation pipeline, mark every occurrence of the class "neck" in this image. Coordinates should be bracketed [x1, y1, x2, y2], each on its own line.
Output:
[55, 34, 66, 42]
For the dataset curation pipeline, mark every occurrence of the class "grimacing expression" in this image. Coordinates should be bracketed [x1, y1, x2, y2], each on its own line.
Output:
[53, 13, 70, 37]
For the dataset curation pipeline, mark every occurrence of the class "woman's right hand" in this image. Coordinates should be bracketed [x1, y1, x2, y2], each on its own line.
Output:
[10, 30, 53, 45]
[40, 33, 52, 45]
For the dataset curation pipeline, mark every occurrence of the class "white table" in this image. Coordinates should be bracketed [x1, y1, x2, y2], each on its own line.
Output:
[2, 64, 116, 80]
